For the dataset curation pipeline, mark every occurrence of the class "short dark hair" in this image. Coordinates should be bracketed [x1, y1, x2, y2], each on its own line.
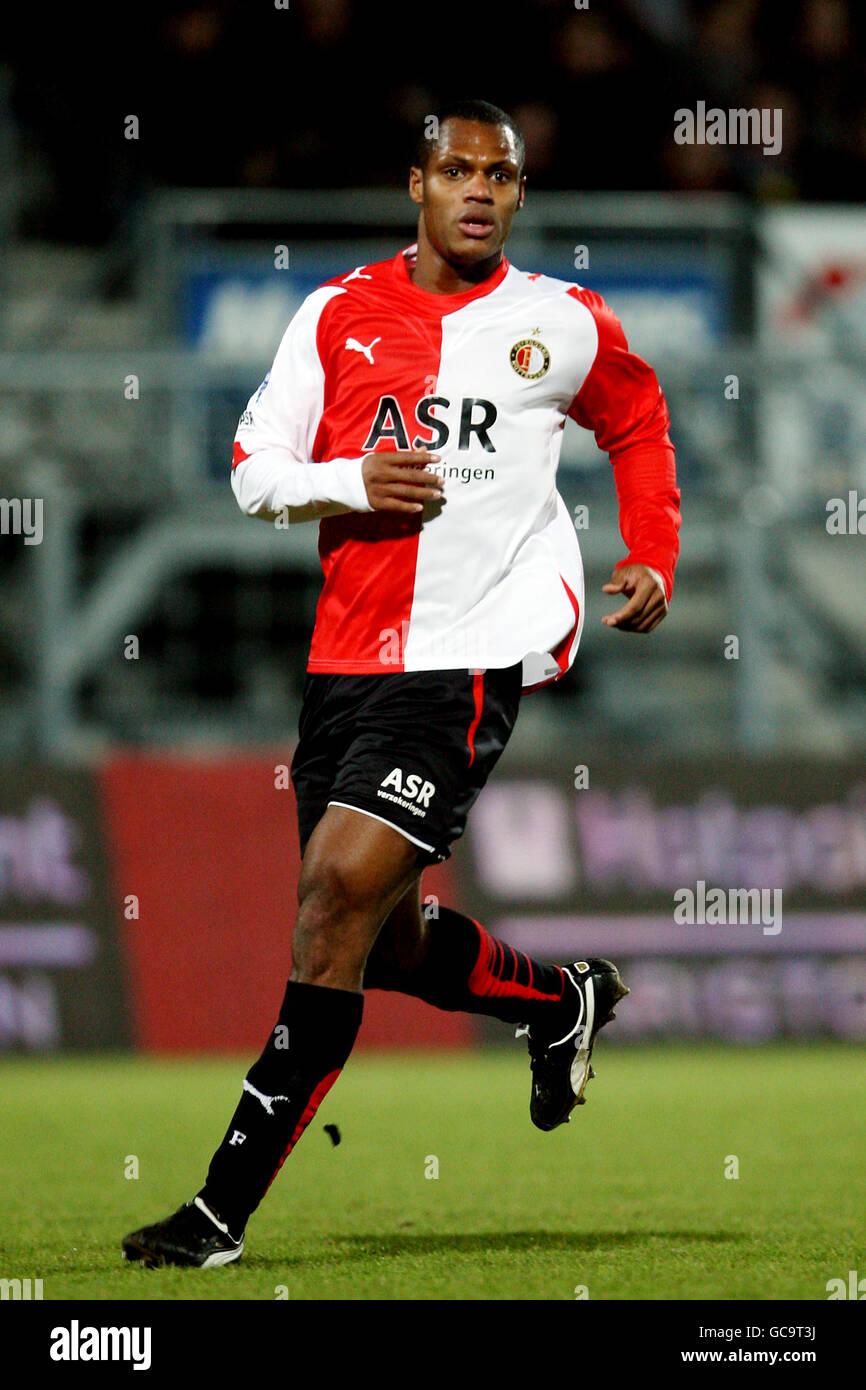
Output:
[414, 99, 525, 176]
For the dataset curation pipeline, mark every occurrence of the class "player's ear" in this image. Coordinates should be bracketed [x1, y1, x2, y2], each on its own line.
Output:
[409, 166, 424, 206]
[516, 176, 526, 211]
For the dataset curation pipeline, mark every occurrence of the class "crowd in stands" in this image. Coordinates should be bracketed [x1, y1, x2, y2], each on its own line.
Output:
[5, 0, 864, 243]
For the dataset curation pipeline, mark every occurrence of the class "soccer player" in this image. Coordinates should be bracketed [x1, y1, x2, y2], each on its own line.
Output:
[123, 99, 680, 1269]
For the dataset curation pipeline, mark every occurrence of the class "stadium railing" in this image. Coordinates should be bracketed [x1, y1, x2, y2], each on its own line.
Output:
[1, 191, 863, 758]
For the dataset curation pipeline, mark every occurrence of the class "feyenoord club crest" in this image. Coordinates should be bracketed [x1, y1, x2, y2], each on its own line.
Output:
[510, 337, 550, 379]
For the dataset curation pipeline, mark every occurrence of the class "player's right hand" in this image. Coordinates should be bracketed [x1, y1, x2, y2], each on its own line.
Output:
[362, 450, 444, 513]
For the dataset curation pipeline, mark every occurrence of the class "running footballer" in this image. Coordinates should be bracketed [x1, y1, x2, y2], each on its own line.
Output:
[123, 99, 681, 1269]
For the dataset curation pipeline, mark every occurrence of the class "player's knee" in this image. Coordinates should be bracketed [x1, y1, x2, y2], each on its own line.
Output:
[292, 862, 378, 984]
[297, 858, 370, 924]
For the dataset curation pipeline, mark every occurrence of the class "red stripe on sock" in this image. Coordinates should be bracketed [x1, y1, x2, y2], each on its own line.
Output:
[466, 671, 484, 768]
[265, 1068, 342, 1193]
[467, 920, 563, 1003]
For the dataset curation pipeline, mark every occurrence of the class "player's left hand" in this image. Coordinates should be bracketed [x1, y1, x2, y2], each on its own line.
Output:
[601, 565, 667, 633]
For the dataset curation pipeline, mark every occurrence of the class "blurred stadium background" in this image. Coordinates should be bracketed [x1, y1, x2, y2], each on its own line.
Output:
[1, 0, 864, 1071]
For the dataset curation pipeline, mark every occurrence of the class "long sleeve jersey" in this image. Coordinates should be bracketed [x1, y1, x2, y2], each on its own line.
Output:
[231, 244, 681, 689]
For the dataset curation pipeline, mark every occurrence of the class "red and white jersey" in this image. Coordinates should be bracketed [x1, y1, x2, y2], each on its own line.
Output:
[231, 245, 680, 688]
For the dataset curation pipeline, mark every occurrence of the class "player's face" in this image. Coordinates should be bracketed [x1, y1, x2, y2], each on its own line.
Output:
[409, 119, 525, 270]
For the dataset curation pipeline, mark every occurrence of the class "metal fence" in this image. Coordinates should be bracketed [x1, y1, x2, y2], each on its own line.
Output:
[1, 191, 863, 758]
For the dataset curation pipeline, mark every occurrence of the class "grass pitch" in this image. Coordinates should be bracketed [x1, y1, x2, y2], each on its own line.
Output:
[0, 1043, 863, 1301]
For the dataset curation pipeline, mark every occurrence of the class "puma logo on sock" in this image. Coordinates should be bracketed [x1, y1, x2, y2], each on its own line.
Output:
[242, 1079, 291, 1116]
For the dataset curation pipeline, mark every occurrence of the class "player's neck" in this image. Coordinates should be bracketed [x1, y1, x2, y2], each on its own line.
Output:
[409, 234, 503, 295]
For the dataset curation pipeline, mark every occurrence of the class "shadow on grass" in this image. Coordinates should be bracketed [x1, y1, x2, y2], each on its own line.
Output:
[248, 1228, 748, 1269]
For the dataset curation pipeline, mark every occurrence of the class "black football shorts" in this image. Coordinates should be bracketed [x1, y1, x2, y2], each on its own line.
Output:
[291, 664, 523, 862]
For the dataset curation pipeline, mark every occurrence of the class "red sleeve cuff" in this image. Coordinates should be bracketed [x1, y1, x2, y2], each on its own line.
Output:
[612, 445, 681, 602]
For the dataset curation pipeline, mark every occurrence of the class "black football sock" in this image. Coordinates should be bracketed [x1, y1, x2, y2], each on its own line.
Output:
[199, 980, 363, 1236]
[364, 905, 572, 1028]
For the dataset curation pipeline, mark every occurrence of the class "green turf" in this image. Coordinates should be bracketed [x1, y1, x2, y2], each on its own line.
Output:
[0, 1044, 863, 1301]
